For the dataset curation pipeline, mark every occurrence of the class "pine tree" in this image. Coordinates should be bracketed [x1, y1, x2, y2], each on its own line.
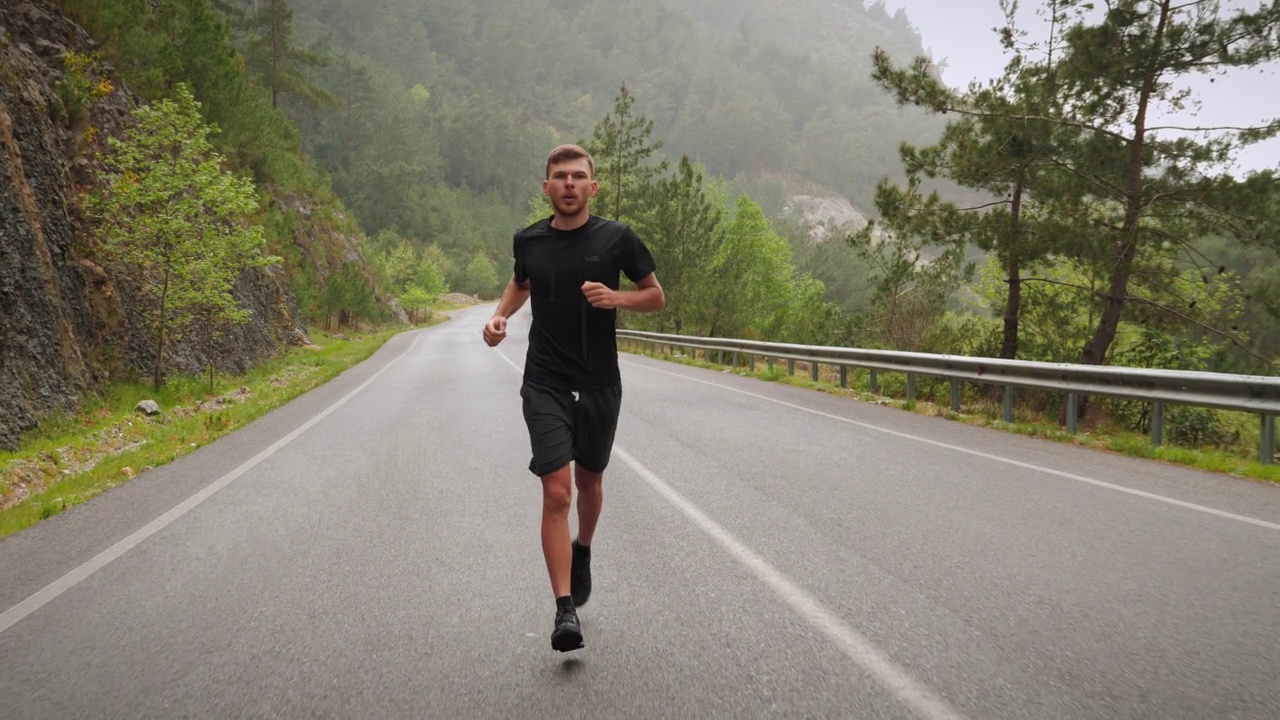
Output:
[243, 0, 339, 110]
[631, 156, 724, 333]
[865, 0, 1280, 370]
[584, 83, 669, 224]
[1053, 0, 1280, 367]
[865, 0, 1079, 359]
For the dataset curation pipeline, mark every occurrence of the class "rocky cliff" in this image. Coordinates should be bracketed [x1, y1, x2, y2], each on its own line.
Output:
[783, 194, 872, 244]
[0, 0, 313, 451]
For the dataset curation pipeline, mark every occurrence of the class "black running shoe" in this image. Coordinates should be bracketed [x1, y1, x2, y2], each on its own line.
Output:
[571, 539, 592, 607]
[551, 605, 583, 652]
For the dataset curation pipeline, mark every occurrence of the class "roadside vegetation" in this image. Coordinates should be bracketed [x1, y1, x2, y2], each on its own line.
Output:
[0, 316, 453, 539]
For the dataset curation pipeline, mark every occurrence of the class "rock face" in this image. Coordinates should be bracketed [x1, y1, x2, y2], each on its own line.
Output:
[782, 194, 872, 244]
[0, 0, 310, 451]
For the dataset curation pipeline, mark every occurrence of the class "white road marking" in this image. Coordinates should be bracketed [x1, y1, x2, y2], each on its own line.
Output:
[614, 446, 969, 720]
[0, 331, 431, 636]
[623, 359, 1280, 532]
[492, 346, 967, 720]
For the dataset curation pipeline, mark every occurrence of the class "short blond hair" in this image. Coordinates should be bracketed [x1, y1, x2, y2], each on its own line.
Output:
[545, 144, 595, 178]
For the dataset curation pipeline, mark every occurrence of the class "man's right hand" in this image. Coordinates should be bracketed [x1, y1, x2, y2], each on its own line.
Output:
[483, 315, 507, 347]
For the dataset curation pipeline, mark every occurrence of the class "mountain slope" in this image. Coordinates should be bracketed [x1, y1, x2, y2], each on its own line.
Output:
[287, 0, 948, 215]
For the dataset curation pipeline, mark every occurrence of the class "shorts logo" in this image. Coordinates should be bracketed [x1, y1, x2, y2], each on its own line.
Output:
[584, 256, 599, 262]
[572, 391, 580, 402]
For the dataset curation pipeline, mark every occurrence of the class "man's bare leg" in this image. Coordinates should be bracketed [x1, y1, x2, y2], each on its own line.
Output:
[543, 463, 583, 651]
[574, 465, 604, 546]
[540, 464, 574, 599]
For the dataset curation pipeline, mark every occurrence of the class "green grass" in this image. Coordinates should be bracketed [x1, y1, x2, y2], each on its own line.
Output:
[432, 299, 478, 312]
[620, 341, 1280, 485]
[0, 318, 445, 539]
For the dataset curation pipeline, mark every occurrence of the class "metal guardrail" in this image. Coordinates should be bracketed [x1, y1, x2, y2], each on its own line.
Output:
[616, 329, 1280, 464]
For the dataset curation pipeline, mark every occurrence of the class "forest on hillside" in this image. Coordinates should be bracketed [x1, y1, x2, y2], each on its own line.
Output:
[271, 0, 1280, 360]
[53, 0, 1280, 450]
[266, 0, 951, 298]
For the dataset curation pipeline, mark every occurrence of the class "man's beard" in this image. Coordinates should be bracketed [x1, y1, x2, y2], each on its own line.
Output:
[551, 194, 589, 217]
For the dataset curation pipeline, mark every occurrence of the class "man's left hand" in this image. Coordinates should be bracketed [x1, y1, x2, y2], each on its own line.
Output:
[582, 281, 617, 309]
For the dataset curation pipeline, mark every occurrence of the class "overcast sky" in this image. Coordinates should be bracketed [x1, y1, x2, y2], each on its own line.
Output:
[883, 0, 1279, 175]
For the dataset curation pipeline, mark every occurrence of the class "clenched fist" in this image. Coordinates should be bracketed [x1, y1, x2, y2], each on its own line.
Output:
[582, 281, 618, 309]
[483, 315, 508, 346]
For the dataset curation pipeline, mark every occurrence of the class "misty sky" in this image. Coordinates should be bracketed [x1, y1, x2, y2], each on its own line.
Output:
[884, 0, 1279, 174]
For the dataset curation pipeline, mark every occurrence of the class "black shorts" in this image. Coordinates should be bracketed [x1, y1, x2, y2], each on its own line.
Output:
[520, 381, 622, 477]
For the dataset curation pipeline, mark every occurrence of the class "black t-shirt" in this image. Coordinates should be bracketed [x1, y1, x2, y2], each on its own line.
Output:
[513, 215, 657, 391]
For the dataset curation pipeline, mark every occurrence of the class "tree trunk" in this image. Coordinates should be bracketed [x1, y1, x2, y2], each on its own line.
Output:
[1001, 257, 1022, 360]
[1000, 170, 1026, 360]
[614, 137, 623, 221]
[1082, 235, 1141, 364]
[269, 2, 282, 109]
[154, 270, 170, 391]
[1077, 0, 1170, 418]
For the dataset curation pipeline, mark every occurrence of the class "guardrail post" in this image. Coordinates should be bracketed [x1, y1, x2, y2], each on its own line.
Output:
[1261, 414, 1275, 464]
[788, 359, 795, 376]
[1150, 401, 1164, 446]
[811, 362, 819, 382]
[840, 366, 848, 389]
[870, 369, 878, 393]
[750, 354, 756, 372]
[1003, 386, 1014, 423]
[1066, 393, 1078, 434]
[950, 379, 960, 412]
[767, 357, 774, 373]
[907, 374, 916, 401]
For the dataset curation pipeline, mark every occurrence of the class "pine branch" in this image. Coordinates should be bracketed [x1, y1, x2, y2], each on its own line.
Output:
[1019, 276, 1094, 292]
[939, 106, 1132, 144]
[1146, 121, 1280, 133]
[1124, 296, 1270, 364]
[1044, 156, 1130, 198]
[1026, 272, 1269, 364]
[957, 200, 1014, 212]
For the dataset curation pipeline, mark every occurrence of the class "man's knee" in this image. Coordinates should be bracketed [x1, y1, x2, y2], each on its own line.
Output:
[574, 466, 603, 491]
[541, 466, 573, 513]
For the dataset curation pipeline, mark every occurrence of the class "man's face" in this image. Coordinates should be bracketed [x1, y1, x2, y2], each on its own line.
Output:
[543, 158, 597, 216]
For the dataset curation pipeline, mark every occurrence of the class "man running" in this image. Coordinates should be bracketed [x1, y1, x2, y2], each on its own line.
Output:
[483, 144, 665, 652]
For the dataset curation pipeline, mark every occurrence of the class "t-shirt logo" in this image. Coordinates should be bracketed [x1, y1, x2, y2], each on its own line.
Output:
[584, 255, 599, 262]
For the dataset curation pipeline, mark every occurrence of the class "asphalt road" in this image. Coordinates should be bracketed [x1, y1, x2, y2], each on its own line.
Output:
[2, 304, 1278, 719]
